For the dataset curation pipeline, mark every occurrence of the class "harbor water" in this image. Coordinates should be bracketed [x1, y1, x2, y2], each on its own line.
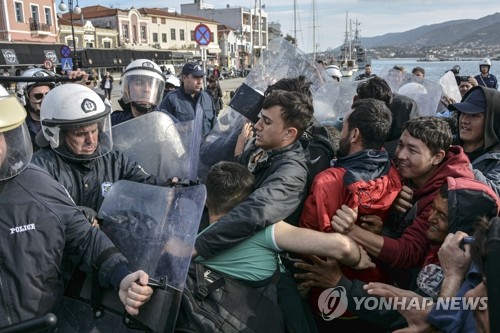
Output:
[360, 58, 499, 82]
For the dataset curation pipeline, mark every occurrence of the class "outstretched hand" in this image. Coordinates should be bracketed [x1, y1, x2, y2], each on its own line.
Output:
[235, 122, 253, 156]
[359, 215, 383, 234]
[68, 68, 89, 85]
[119, 270, 154, 316]
[331, 205, 358, 234]
[294, 255, 343, 289]
[392, 185, 414, 213]
[364, 282, 434, 333]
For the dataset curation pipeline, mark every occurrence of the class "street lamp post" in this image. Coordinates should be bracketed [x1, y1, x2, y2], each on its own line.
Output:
[59, 0, 81, 70]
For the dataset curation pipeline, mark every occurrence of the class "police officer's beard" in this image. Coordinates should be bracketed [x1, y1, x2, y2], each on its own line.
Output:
[131, 102, 155, 114]
[26, 103, 41, 122]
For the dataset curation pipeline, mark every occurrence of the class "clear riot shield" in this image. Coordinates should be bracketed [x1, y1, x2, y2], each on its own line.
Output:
[378, 68, 444, 116]
[438, 70, 461, 103]
[112, 111, 202, 183]
[199, 37, 334, 180]
[397, 78, 443, 116]
[313, 80, 359, 124]
[58, 180, 206, 333]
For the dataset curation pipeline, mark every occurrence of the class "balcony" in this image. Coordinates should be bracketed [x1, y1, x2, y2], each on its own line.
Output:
[29, 18, 51, 36]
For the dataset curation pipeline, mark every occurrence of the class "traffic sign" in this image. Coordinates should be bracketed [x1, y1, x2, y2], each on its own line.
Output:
[43, 59, 53, 69]
[61, 57, 73, 71]
[194, 24, 211, 46]
[60, 45, 71, 58]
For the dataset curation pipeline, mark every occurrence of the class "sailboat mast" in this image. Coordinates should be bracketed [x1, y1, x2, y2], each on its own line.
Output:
[312, 0, 316, 60]
[293, 0, 297, 45]
[349, 18, 352, 60]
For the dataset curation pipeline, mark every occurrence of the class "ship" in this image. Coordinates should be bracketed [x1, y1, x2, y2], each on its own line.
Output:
[338, 12, 359, 77]
[352, 18, 368, 67]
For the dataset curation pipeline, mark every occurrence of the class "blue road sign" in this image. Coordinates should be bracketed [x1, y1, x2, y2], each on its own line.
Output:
[194, 24, 211, 46]
[61, 57, 73, 71]
[60, 45, 71, 58]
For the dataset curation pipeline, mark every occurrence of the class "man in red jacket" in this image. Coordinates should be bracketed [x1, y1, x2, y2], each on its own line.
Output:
[296, 117, 475, 303]
[299, 98, 402, 332]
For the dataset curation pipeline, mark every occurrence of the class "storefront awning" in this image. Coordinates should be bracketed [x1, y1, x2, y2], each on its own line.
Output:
[0, 43, 65, 66]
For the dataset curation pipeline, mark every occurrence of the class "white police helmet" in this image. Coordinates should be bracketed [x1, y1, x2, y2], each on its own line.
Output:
[16, 68, 56, 96]
[165, 74, 181, 88]
[0, 85, 32, 180]
[480, 58, 492, 68]
[325, 65, 342, 82]
[39, 84, 112, 160]
[120, 59, 165, 112]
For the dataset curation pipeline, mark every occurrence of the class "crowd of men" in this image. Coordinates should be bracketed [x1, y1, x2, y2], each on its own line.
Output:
[1, 52, 499, 333]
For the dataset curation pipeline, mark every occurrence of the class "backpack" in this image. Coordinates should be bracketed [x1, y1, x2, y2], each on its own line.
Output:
[175, 263, 283, 333]
[299, 120, 335, 187]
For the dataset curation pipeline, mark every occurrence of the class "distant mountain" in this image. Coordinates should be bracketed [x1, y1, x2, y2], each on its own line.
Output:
[359, 12, 500, 48]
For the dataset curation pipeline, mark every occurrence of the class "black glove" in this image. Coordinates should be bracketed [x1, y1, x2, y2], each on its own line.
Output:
[77, 206, 102, 226]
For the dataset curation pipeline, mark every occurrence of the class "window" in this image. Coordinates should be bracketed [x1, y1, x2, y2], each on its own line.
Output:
[15, 2, 23, 22]
[68, 37, 76, 49]
[44, 8, 52, 25]
[162, 33, 167, 43]
[210, 32, 214, 42]
[170, 28, 176, 40]
[140, 26, 146, 40]
[103, 41, 111, 48]
[180, 29, 185, 41]
[161, 18, 166, 24]
[152, 17, 157, 24]
[190, 30, 195, 41]
[122, 24, 129, 38]
[31, 5, 39, 23]
[153, 33, 158, 43]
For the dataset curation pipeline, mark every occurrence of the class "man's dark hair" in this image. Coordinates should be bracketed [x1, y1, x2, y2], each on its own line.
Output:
[392, 65, 406, 73]
[348, 98, 392, 150]
[412, 67, 425, 76]
[471, 217, 500, 277]
[402, 116, 452, 155]
[264, 75, 312, 101]
[365, 64, 371, 68]
[356, 77, 393, 108]
[439, 181, 449, 200]
[262, 90, 314, 138]
[205, 161, 255, 215]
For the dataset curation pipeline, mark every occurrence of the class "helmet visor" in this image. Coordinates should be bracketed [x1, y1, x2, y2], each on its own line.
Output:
[121, 74, 164, 108]
[0, 123, 32, 181]
[51, 114, 113, 161]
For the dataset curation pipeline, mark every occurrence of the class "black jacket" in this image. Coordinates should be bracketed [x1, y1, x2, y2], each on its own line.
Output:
[0, 165, 128, 327]
[31, 148, 158, 211]
[455, 86, 500, 197]
[195, 139, 309, 258]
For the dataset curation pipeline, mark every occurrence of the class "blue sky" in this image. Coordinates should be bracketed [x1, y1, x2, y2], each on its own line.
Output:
[78, 0, 498, 53]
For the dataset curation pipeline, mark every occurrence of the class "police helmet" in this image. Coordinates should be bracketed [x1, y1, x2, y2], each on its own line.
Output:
[16, 68, 56, 96]
[39, 84, 112, 160]
[120, 59, 165, 112]
[165, 74, 181, 88]
[480, 58, 492, 68]
[325, 65, 342, 82]
[0, 85, 33, 180]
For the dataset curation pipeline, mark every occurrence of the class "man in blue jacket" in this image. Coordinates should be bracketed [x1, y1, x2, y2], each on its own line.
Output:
[160, 62, 216, 137]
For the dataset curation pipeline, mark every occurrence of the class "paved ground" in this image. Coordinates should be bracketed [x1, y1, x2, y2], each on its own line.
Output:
[104, 77, 245, 111]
